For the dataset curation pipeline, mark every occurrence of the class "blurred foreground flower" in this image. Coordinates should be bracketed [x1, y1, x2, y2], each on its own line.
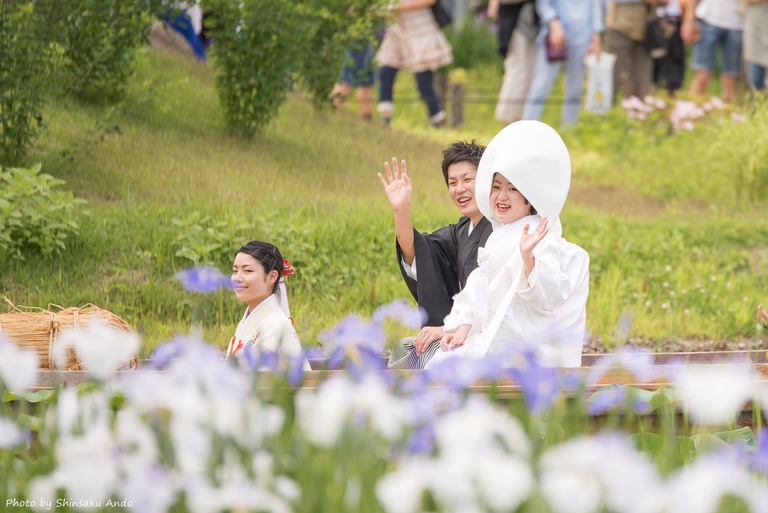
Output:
[318, 300, 425, 376]
[377, 396, 533, 513]
[175, 265, 231, 293]
[540, 432, 663, 513]
[674, 361, 756, 426]
[0, 336, 39, 393]
[296, 373, 412, 448]
[663, 452, 768, 513]
[586, 384, 657, 416]
[0, 416, 25, 448]
[54, 319, 140, 380]
[372, 300, 425, 330]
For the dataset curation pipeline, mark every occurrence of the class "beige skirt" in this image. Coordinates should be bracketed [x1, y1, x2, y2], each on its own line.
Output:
[376, 8, 453, 73]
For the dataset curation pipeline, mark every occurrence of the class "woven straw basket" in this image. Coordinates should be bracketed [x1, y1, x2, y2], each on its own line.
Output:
[0, 298, 139, 371]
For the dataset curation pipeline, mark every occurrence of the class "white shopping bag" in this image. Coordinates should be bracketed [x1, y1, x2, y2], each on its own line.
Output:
[584, 52, 616, 115]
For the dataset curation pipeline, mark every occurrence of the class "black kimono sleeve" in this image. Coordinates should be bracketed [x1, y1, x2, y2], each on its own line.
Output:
[396, 220, 467, 327]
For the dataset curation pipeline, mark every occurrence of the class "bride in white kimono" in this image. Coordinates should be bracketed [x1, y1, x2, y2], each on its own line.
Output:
[425, 121, 589, 368]
[227, 240, 311, 370]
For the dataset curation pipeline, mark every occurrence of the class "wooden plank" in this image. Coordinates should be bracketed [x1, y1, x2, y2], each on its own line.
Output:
[30, 363, 768, 394]
[581, 349, 768, 366]
[306, 350, 768, 370]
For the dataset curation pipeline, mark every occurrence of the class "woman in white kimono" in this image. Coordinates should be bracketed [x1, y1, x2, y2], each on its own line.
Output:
[425, 120, 589, 368]
[227, 240, 311, 370]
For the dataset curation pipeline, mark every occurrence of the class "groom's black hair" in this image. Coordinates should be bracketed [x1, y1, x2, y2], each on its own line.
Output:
[441, 140, 485, 186]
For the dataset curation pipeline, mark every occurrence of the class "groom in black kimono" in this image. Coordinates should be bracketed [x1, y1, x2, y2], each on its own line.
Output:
[378, 141, 492, 368]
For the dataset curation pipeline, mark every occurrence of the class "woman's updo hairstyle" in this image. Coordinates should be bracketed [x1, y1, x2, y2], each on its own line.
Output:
[237, 240, 283, 296]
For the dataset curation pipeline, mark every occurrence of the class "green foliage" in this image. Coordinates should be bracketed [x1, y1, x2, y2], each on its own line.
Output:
[54, 0, 157, 104]
[171, 211, 250, 266]
[0, 163, 86, 261]
[713, 97, 768, 202]
[444, 17, 499, 71]
[294, 0, 389, 110]
[208, 0, 297, 137]
[209, 0, 388, 135]
[0, 2, 50, 165]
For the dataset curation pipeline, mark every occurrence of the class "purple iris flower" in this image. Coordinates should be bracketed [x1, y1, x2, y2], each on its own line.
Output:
[426, 355, 505, 390]
[399, 371, 433, 395]
[147, 335, 190, 369]
[752, 430, 768, 475]
[586, 385, 653, 416]
[345, 345, 389, 381]
[304, 346, 326, 370]
[239, 344, 261, 372]
[505, 350, 562, 417]
[325, 347, 346, 370]
[287, 354, 306, 387]
[175, 265, 231, 293]
[372, 300, 426, 330]
[405, 387, 463, 425]
[252, 350, 281, 372]
[318, 314, 386, 354]
[587, 347, 659, 386]
[406, 424, 436, 455]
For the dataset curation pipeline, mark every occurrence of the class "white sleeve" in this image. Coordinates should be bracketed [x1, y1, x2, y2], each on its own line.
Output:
[443, 267, 483, 332]
[517, 238, 589, 314]
[400, 256, 418, 281]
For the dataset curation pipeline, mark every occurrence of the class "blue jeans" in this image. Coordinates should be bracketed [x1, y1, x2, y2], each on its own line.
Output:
[747, 62, 767, 91]
[692, 19, 742, 77]
[378, 66, 441, 117]
[523, 42, 588, 126]
[339, 45, 375, 87]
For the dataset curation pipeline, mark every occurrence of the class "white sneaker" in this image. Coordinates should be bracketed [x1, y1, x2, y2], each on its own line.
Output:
[430, 110, 447, 127]
[377, 101, 394, 125]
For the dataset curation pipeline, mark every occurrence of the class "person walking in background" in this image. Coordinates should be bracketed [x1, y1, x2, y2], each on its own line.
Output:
[375, 0, 453, 127]
[680, 0, 743, 102]
[378, 141, 492, 369]
[330, 43, 377, 121]
[488, 0, 539, 125]
[522, 0, 604, 127]
[605, 0, 667, 101]
[743, 0, 768, 93]
[653, 0, 686, 95]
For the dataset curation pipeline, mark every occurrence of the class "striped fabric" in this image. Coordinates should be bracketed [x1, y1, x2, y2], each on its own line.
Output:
[388, 337, 442, 369]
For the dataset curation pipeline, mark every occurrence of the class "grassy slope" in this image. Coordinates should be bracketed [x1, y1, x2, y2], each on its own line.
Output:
[3, 47, 768, 355]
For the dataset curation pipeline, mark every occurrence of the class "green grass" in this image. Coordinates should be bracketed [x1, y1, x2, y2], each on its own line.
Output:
[3, 47, 768, 355]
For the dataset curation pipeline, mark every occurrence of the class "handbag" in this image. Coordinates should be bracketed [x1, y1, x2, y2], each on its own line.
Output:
[545, 35, 567, 62]
[431, 0, 452, 29]
[644, 16, 668, 59]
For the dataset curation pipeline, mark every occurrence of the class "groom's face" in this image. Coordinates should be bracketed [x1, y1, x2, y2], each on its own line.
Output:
[446, 161, 480, 220]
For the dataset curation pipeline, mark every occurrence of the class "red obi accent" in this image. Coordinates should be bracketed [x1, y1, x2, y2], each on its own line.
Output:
[226, 335, 244, 358]
[283, 259, 295, 277]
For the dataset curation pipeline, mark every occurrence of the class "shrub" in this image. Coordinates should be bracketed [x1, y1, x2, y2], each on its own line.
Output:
[0, 2, 51, 165]
[0, 164, 87, 261]
[208, 0, 297, 137]
[55, 0, 157, 104]
[210, 0, 388, 135]
[294, 0, 389, 110]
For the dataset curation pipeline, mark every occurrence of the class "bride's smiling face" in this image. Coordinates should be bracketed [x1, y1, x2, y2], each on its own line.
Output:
[489, 173, 532, 224]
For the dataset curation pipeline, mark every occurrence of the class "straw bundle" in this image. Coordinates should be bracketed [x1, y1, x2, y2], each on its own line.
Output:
[0, 299, 139, 371]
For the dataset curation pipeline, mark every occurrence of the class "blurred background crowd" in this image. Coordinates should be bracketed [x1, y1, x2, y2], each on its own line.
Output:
[156, 0, 767, 128]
